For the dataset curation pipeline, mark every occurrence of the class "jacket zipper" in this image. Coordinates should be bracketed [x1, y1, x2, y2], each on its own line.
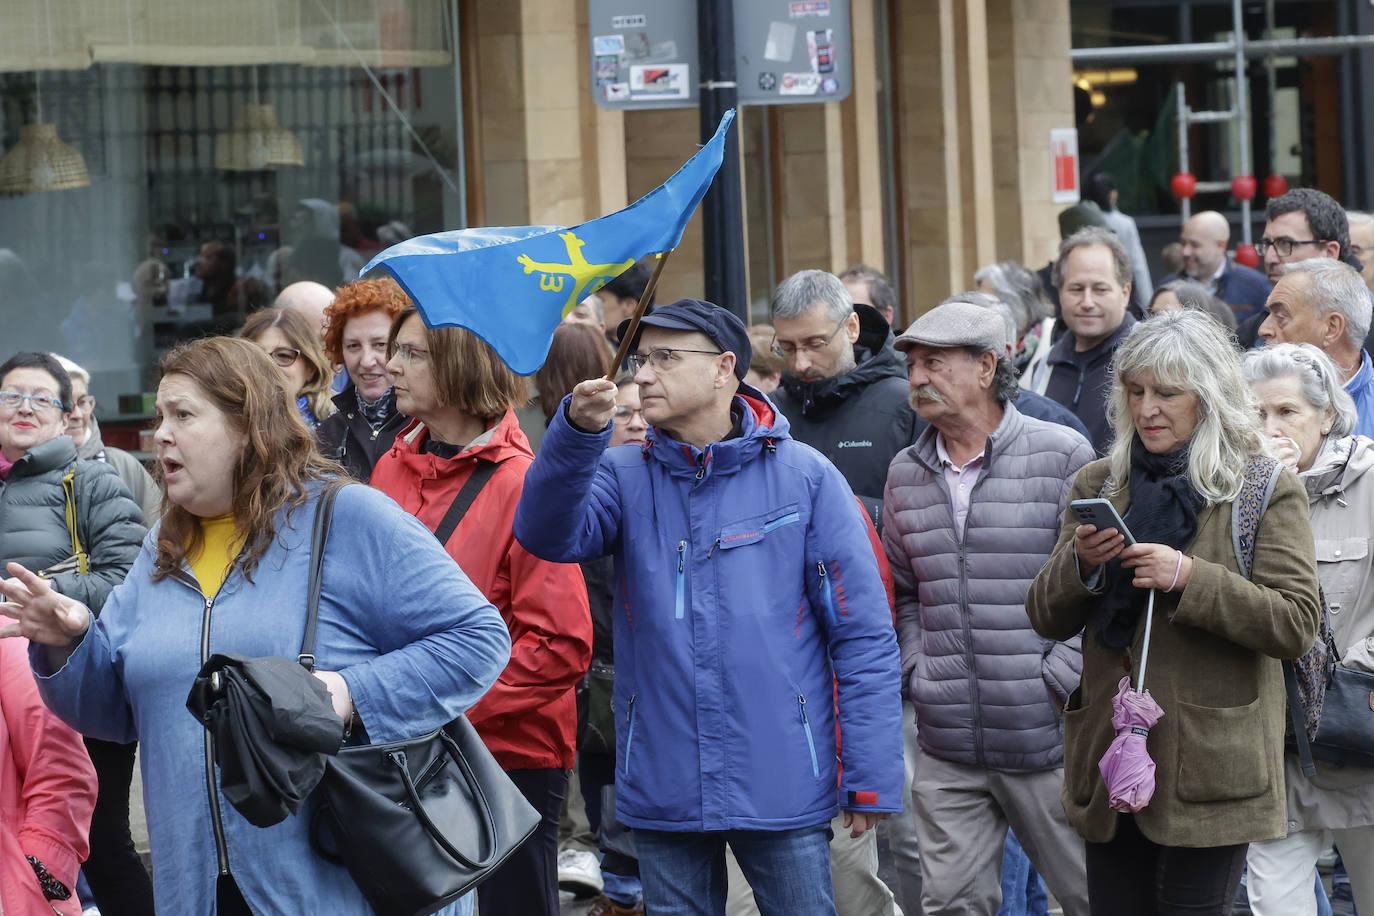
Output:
[818, 562, 838, 627]
[798, 694, 820, 778]
[198, 587, 232, 876]
[368, 409, 406, 443]
[957, 471, 993, 766]
[675, 540, 687, 619]
[174, 571, 232, 877]
[624, 693, 637, 774]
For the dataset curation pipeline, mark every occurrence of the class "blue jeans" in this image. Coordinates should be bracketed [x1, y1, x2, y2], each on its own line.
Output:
[635, 824, 836, 916]
[997, 830, 1049, 916]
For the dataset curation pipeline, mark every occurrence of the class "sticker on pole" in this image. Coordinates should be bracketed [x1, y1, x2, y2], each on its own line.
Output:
[1051, 128, 1080, 204]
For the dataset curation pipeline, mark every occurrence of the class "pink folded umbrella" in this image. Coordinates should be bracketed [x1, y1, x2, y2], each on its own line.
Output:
[1098, 589, 1165, 813]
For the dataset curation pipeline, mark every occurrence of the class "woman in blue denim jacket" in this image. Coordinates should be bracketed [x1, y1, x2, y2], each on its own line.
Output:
[0, 337, 511, 915]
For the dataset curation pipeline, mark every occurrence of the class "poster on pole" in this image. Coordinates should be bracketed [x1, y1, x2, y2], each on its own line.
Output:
[589, 0, 851, 110]
[1051, 128, 1080, 204]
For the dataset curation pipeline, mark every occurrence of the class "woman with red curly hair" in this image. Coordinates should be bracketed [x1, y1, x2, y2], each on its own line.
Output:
[317, 278, 413, 481]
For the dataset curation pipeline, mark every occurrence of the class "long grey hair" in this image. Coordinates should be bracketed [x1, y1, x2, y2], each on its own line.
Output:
[1105, 309, 1265, 504]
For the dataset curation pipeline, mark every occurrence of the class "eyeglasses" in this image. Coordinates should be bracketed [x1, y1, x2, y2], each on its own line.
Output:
[627, 347, 723, 373]
[0, 390, 64, 412]
[770, 320, 847, 359]
[1352, 244, 1369, 260]
[268, 347, 301, 368]
[387, 341, 429, 364]
[1255, 237, 1325, 258]
[74, 395, 95, 411]
[613, 405, 646, 422]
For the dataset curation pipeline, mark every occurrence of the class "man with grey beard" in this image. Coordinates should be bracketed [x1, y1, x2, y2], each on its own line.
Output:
[884, 300, 1092, 916]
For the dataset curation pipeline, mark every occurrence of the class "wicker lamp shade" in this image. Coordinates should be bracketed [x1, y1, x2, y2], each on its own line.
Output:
[0, 123, 91, 194]
[214, 103, 304, 171]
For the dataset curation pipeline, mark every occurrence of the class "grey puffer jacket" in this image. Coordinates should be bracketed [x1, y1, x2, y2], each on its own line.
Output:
[882, 404, 1092, 771]
[0, 436, 145, 614]
[78, 419, 160, 524]
[770, 304, 917, 529]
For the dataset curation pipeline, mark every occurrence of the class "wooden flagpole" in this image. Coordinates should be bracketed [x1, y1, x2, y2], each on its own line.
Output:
[603, 250, 672, 381]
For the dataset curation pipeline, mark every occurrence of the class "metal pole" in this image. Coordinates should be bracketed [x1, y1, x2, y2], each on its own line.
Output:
[1176, 83, 1191, 222]
[697, 0, 748, 321]
[448, 0, 468, 229]
[1233, 0, 1251, 245]
[1265, 0, 1278, 182]
[1072, 33, 1374, 66]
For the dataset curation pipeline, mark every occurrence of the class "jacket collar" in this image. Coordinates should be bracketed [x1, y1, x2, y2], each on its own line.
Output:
[643, 384, 789, 480]
[7, 435, 77, 479]
[776, 305, 907, 416]
[908, 403, 1024, 475]
[1046, 314, 1137, 370]
[1301, 433, 1374, 501]
[386, 408, 533, 474]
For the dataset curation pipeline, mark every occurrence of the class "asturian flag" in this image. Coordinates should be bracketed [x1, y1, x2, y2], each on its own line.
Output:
[361, 109, 736, 375]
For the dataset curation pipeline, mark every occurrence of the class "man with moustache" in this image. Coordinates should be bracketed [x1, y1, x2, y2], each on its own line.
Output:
[883, 300, 1093, 916]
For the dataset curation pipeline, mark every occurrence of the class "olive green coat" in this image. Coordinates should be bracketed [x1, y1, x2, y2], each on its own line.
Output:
[1026, 457, 1322, 848]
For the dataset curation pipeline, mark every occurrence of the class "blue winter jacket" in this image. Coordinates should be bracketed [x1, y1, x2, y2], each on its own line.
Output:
[32, 484, 511, 916]
[513, 389, 904, 832]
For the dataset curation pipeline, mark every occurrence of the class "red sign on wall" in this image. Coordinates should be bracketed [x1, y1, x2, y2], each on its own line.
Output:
[1051, 128, 1079, 204]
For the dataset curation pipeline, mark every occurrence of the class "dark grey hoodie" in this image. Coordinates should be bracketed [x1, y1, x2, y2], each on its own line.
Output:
[768, 304, 917, 528]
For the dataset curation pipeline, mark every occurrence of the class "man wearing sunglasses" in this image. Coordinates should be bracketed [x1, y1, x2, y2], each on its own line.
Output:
[515, 298, 903, 916]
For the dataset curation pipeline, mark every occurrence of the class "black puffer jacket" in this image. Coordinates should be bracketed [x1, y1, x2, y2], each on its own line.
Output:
[0, 436, 145, 614]
[768, 304, 917, 528]
[315, 386, 410, 483]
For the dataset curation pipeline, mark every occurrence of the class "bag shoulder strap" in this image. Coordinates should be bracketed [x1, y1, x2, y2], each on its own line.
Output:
[432, 460, 502, 547]
[1233, 456, 1283, 579]
[1228, 456, 1320, 777]
[298, 484, 345, 670]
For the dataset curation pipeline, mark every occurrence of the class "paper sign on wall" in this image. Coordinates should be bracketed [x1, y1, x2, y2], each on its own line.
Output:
[1051, 128, 1080, 204]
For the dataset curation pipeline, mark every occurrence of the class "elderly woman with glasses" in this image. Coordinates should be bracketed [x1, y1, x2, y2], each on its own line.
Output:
[1242, 342, 1374, 914]
[1027, 311, 1323, 914]
[0, 350, 150, 914]
[370, 307, 592, 916]
[240, 307, 336, 428]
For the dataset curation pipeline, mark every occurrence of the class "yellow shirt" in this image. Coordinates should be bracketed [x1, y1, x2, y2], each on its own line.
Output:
[189, 513, 245, 597]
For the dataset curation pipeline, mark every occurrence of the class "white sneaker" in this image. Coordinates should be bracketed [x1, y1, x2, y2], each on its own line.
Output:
[557, 847, 604, 899]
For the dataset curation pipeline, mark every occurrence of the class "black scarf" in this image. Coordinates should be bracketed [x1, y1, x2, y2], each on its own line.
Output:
[1095, 435, 1206, 649]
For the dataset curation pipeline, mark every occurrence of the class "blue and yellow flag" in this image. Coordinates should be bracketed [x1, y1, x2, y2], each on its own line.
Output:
[362, 109, 736, 375]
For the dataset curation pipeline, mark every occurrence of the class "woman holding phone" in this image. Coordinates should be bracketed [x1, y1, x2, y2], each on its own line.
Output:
[1027, 310, 1323, 915]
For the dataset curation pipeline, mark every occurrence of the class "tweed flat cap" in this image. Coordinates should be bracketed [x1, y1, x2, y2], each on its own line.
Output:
[893, 301, 1006, 354]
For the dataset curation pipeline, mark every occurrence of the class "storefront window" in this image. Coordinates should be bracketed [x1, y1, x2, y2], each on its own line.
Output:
[0, 0, 461, 454]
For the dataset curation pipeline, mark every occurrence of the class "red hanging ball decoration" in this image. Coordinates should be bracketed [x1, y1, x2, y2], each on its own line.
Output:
[1230, 175, 1258, 201]
[1263, 174, 1289, 199]
[1171, 172, 1197, 199]
[1234, 243, 1261, 268]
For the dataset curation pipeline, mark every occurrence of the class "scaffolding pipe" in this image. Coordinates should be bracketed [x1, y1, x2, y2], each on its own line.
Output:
[1234, 0, 1252, 243]
[1177, 82, 1191, 221]
[1072, 33, 1374, 66]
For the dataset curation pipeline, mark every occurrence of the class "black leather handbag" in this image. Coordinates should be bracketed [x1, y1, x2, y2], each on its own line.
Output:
[306, 474, 539, 916]
[1305, 665, 1374, 769]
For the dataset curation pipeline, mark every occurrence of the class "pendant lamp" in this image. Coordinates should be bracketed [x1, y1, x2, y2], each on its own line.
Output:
[215, 70, 304, 171]
[0, 73, 90, 194]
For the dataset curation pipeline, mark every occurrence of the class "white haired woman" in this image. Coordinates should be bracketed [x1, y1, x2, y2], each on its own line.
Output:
[1243, 342, 1374, 915]
[1027, 310, 1323, 914]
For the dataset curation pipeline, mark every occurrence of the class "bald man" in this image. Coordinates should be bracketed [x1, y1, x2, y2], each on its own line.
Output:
[1159, 210, 1271, 320]
[1347, 210, 1374, 293]
[274, 280, 335, 339]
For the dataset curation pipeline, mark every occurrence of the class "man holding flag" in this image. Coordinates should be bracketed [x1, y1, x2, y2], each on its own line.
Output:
[513, 299, 904, 915]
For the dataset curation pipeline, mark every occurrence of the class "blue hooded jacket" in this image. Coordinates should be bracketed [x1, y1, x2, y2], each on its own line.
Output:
[514, 388, 903, 832]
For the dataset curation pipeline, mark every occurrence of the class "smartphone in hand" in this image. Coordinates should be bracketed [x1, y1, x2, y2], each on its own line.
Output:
[1069, 499, 1136, 546]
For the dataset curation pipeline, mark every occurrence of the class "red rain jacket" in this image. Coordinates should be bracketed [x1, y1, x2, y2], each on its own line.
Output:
[371, 409, 592, 770]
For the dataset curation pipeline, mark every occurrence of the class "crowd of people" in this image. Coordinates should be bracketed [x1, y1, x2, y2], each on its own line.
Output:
[0, 183, 1370, 916]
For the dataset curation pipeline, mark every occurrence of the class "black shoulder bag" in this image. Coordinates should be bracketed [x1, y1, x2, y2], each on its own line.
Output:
[309, 467, 538, 916]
